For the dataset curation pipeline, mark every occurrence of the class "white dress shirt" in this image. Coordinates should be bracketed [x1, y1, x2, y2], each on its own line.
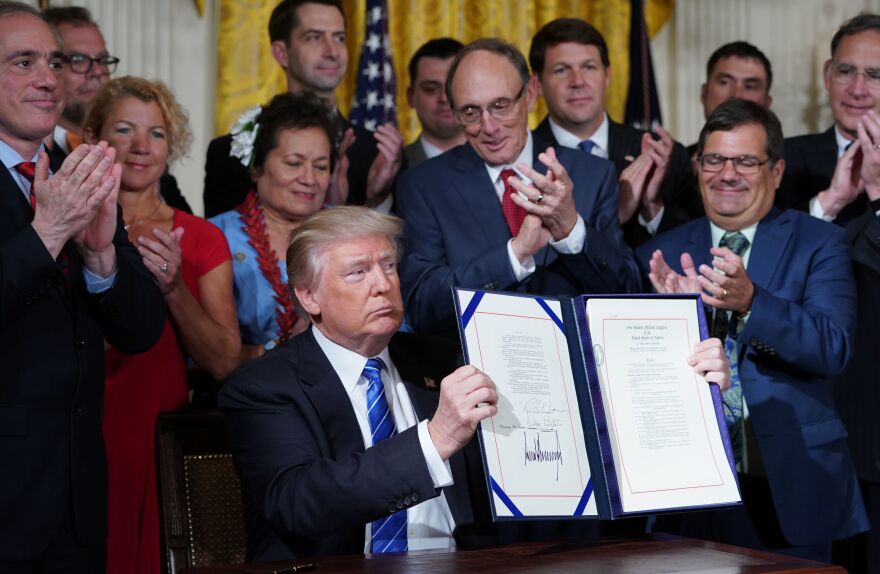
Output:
[311, 326, 457, 552]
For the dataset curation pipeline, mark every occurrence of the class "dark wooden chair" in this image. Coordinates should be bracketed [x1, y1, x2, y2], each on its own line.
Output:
[157, 409, 247, 574]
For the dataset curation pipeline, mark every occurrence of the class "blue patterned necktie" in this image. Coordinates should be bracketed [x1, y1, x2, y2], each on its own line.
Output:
[363, 358, 407, 553]
[712, 231, 750, 462]
[578, 139, 595, 156]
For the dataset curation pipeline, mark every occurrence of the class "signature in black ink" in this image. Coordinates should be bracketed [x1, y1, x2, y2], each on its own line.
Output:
[523, 429, 563, 480]
[524, 398, 566, 429]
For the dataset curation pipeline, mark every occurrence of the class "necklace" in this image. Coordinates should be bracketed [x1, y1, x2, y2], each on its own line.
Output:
[123, 199, 162, 231]
[236, 191, 298, 344]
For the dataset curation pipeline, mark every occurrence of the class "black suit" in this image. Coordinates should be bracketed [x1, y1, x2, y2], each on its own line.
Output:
[533, 116, 701, 247]
[0, 162, 165, 562]
[219, 329, 492, 561]
[776, 127, 868, 225]
[203, 116, 379, 217]
[833, 206, 880, 573]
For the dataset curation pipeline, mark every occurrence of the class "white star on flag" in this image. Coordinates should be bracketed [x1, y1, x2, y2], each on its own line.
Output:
[349, 0, 397, 131]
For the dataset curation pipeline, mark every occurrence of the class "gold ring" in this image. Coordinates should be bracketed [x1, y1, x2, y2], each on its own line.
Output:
[721, 288, 728, 299]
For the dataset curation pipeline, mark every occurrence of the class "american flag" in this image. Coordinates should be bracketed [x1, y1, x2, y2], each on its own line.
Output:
[349, 0, 397, 131]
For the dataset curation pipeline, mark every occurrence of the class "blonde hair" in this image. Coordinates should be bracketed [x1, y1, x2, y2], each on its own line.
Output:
[84, 76, 192, 162]
[286, 206, 404, 317]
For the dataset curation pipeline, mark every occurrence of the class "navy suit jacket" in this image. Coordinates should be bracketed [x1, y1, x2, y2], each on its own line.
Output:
[0, 162, 165, 559]
[534, 116, 701, 247]
[396, 138, 640, 336]
[219, 329, 489, 561]
[636, 208, 868, 546]
[776, 127, 868, 226]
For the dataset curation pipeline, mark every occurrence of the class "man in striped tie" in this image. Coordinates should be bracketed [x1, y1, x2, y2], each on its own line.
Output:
[220, 206, 499, 561]
[636, 99, 866, 563]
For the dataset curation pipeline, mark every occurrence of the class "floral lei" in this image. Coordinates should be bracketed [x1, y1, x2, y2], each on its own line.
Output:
[236, 191, 297, 344]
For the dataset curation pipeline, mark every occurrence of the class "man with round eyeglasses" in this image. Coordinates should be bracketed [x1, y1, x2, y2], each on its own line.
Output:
[777, 13, 880, 225]
[396, 38, 640, 338]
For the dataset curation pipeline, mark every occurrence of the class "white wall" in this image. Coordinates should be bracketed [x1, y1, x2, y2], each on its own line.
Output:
[654, 0, 880, 146]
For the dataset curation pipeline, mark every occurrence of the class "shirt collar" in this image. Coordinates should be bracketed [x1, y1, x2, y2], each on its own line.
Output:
[834, 125, 852, 158]
[311, 325, 394, 395]
[0, 138, 40, 170]
[708, 220, 758, 268]
[548, 113, 609, 157]
[484, 131, 534, 187]
[419, 135, 444, 160]
[53, 125, 70, 154]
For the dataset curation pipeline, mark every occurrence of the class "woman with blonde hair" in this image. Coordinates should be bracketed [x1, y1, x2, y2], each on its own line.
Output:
[84, 76, 241, 573]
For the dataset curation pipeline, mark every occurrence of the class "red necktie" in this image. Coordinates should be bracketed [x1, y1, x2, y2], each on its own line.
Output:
[500, 168, 526, 236]
[14, 161, 36, 210]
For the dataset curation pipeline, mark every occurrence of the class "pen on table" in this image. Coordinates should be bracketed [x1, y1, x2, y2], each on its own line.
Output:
[272, 563, 316, 574]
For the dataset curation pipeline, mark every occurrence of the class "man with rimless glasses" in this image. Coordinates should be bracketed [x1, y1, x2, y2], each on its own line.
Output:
[396, 38, 640, 337]
[637, 99, 866, 563]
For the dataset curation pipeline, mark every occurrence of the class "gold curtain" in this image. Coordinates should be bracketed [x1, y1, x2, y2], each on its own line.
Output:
[214, 0, 673, 141]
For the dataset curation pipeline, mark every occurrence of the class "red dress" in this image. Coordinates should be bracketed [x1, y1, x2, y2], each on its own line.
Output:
[103, 210, 231, 574]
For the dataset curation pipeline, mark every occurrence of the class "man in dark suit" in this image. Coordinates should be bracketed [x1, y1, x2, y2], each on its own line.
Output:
[638, 99, 867, 562]
[529, 18, 699, 248]
[403, 38, 465, 167]
[220, 207, 498, 560]
[687, 41, 774, 158]
[397, 38, 640, 337]
[203, 0, 402, 217]
[776, 14, 880, 225]
[42, 6, 191, 213]
[0, 3, 165, 570]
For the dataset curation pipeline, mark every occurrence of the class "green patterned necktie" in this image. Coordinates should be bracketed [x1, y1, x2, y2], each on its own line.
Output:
[713, 231, 750, 462]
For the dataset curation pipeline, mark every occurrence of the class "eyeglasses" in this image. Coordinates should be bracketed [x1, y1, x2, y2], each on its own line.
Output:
[454, 85, 525, 125]
[699, 153, 771, 175]
[830, 63, 880, 89]
[65, 53, 120, 74]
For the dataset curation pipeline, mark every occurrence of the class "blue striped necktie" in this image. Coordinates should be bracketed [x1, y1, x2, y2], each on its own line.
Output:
[363, 357, 407, 553]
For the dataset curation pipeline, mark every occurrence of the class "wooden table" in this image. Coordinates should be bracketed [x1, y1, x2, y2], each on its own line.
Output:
[180, 535, 845, 573]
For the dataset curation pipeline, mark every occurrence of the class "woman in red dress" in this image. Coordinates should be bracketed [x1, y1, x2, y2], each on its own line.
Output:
[84, 77, 241, 574]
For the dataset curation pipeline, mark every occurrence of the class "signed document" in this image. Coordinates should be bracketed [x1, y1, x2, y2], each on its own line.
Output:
[456, 290, 596, 518]
[585, 297, 740, 514]
[455, 288, 740, 521]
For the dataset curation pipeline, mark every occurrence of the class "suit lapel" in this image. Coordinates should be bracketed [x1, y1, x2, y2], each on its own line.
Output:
[747, 209, 790, 290]
[686, 219, 714, 271]
[297, 330, 366, 458]
[0, 165, 33, 229]
[451, 145, 512, 248]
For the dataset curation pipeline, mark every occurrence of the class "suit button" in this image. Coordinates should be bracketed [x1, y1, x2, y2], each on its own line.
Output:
[388, 506, 396, 514]
[396, 500, 404, 509]
[411, 493, 420, 503]
[76, 339, 87, 348]
[73, 405, 83, 415]
[404, 496, 412, 506]
[597, 257, 607, 269]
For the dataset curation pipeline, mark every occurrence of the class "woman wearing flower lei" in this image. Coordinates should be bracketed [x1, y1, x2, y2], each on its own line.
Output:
[210, 92, 337, 361]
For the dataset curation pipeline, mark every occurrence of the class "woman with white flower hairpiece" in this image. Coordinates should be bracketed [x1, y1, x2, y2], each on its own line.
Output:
[210, 92, 338, 362]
